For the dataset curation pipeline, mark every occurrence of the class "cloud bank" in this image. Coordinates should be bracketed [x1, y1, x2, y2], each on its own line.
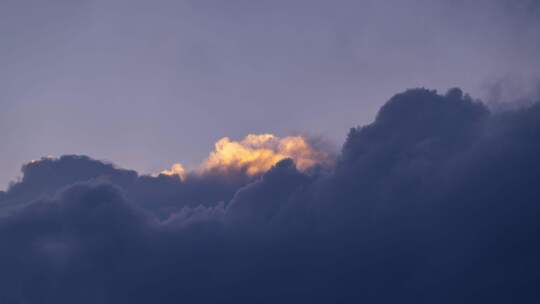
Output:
[1, 88, 540, 303]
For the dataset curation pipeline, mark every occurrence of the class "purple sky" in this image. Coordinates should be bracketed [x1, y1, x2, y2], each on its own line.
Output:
[1, 0, 539, 188]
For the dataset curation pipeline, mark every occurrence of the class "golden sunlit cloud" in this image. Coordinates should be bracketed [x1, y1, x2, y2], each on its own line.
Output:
[160, 163, 187, 180]
[161, 134, 329, 179]
[201, 133, 328, 175]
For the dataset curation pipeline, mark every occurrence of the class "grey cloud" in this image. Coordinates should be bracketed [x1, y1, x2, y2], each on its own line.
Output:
[1, 88, 540, 303]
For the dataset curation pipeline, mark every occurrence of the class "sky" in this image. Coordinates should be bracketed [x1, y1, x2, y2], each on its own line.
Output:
[2, 0, 540, 188]
[2, 1, 540, 303]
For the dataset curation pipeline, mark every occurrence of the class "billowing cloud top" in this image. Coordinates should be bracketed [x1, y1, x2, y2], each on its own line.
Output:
[202, 133, 329, 175]
[160, 163, 187, 180]
[1, 88, 540, 303]
[160, 133, 330, 179]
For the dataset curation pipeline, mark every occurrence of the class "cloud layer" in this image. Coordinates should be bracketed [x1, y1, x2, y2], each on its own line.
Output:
[1, 88, 540, 303]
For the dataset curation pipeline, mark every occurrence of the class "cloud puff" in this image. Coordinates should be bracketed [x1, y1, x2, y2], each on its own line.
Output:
[1, 88, 540, 303]
[145, 133, 331, 216]
[161, 133, 331, 179]
[159, 163, 187, 180]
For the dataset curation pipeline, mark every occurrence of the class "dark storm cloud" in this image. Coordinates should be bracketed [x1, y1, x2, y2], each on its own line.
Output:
[1, 88, 540, 303]
[0, 155, 254, 218]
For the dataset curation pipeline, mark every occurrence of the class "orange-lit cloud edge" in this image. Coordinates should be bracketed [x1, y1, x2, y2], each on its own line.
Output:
[161, 133, 331, 180]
